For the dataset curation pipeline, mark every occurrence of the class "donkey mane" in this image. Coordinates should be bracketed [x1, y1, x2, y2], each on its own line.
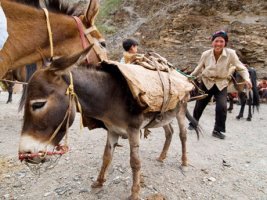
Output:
[12, 0, 83, 16]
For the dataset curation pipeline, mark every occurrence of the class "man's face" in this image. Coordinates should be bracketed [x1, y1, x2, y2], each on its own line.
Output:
[130, 45, 138, 53]
[212, 37, 226, 53]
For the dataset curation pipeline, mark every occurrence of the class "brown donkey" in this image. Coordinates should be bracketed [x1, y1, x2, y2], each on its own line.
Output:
[18, 48, 200, 200]
[0, 0, 106, 78]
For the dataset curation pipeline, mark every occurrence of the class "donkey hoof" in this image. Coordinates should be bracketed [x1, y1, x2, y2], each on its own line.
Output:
[127, 195, 140, 200]
[91, 181, 104, 188]
[156, 158, 164, 163]
[156, 156, 165, 163]
[180, 164, 188, 169]
[246, 118, 252, 121]
[236, 115, 242, 119]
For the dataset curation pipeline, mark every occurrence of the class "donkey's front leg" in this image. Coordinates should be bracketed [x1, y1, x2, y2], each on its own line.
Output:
[128, 128, 141, 200]
[177, 103, 188, 166]
[91, 131, 119, 188]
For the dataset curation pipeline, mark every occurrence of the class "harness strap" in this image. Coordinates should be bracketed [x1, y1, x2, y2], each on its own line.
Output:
[84, 25, 97, 34]
[42, 8, 54, 60]
[72, 16, 91, 63]
[73, 16, 90, 49]
[84, 32, 107, 61]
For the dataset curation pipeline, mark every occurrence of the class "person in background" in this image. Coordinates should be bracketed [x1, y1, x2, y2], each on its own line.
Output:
[120, 38, 139, 64]
[189, 30, 252, 139]
[258, 77, 267, 103]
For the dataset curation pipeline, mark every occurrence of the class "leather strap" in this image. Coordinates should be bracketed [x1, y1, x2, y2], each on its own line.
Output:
[73, 16, 90, 63]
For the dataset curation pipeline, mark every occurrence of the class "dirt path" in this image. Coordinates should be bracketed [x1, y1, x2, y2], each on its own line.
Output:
[0, 92, 266, 200]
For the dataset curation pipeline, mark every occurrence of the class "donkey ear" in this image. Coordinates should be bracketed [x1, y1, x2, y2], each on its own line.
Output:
[84, 0, 99, 26]
[48, 44, 94, 72]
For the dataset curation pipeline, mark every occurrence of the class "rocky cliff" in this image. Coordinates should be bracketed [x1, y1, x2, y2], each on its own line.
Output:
[99, 0, 267, 77]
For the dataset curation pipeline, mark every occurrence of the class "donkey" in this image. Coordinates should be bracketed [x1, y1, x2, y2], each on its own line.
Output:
[1, 61, 43, 104]
[18, 48, 200, 200]
[0, 0, 106, 78]
[227, 66, 259, 121]
[2, 0, 181, 164]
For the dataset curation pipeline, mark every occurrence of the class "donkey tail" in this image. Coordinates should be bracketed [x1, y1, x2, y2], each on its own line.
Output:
[186, 109, 202, 140]
[250, 69, 260, 112]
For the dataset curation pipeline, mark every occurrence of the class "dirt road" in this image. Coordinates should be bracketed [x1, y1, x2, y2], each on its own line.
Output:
[0, 92, 266, 200]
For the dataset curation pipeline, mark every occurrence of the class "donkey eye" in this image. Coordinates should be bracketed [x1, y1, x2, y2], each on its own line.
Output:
[31, 101, 47, 111]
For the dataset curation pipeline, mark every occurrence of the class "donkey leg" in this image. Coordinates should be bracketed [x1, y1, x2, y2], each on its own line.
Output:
[6, 84, 14, 104]
[91, 131, 119, 188]
[6, 90, 13, 104]
[176, 103, 188, 166]
[128, 129, 141, 200]
[236, 103, 245, 119]
[227, 94, 234, 113]
[157, 123, 173, 162]
[247, 93, 252, 121]
[236, 92, 246, 119]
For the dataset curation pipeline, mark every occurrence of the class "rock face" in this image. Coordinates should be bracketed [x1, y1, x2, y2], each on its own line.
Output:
[102, 0, 267, 78]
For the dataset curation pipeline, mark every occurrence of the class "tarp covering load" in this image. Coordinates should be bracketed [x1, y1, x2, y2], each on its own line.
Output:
[102, 52, 194, 113]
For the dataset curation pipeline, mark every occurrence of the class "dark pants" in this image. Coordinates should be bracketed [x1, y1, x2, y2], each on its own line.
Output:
[192, 83, 227, 132]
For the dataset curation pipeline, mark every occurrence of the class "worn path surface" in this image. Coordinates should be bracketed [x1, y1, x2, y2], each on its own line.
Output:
[0, 92, 266, 200]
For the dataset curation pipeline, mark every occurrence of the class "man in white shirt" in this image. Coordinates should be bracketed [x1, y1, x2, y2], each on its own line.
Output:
[189, 31, 252, 139]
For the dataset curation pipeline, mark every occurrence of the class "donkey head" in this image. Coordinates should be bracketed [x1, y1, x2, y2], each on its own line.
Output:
[18, 46, 92, 164]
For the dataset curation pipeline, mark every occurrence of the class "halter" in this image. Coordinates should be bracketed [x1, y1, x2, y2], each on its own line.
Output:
[41, 9, 106, 62]
[72, 16, 107, 62]
[42, 8, 54, 60]
[18, 71, 83, 162]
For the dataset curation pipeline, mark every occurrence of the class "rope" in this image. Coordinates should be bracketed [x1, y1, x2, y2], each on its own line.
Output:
[66, 71, 84, 131]
[45, 72, 83, 156]
[176, 68, 195, 79]
[175, 69, 206, 96]
[42, 8, 54, 59]
[0, 79, 28, 85]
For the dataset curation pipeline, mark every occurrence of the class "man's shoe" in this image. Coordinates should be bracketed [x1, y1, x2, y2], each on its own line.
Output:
[212, 130, 225, 139]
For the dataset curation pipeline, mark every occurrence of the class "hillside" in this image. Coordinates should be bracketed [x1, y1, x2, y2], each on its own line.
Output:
[98, 0, 267, 78]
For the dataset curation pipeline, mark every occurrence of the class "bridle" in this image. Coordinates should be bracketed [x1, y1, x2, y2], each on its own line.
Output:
[72, 16, 107, 62]
[40, 8, 107, 63]
[18, 71, 83, 162]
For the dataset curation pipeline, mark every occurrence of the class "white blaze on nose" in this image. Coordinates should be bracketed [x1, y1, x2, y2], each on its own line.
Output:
[19, 135, 54, 153]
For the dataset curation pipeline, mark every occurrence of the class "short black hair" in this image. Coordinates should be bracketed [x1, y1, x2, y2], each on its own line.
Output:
[122, 39, 138, 51]
[211, 31, 228, 45]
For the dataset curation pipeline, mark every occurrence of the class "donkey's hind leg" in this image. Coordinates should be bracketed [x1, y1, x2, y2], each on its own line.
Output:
[227, 94, 234, 113]
[91, 131, 119, 188]
[157, 123, 174, 162]
[128, 127, 142, 200]
[176, 103, 188, 166]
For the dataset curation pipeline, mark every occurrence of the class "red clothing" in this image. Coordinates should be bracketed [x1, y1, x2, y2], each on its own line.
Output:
[258, 80, 267, 89]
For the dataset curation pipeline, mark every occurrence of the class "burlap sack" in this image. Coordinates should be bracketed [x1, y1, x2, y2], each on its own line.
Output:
[103, 60, 194, 113]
